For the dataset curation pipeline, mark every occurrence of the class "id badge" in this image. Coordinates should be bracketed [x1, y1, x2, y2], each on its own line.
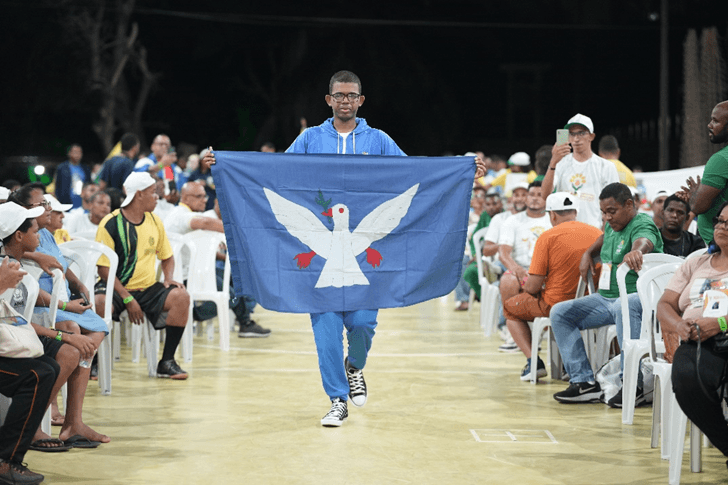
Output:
[598, 262, 612, 291]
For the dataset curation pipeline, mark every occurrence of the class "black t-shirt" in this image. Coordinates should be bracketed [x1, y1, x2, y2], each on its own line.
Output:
[662, 230, 706, 258]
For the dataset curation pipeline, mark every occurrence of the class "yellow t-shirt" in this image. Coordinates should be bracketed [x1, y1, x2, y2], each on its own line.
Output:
[96, 209, 173, 291]
[490, 169, 538, 196]
[53, 228, 71, 245]
[608, 159, 636, 188]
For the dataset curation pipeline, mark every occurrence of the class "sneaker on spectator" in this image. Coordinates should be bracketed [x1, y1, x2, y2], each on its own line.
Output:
[553, 381, 602, 403]
[0, 459, 44, 485]
[156, 359, 188, 380]
[520, 357, 547, 381]
[345, 357, 367, 407]
[498, 336, 518, 353]
[498, 325, 510, 342]
[238, 320, 271, 338]
[321, 398, 348, 427]
[606, 386, 647, 409]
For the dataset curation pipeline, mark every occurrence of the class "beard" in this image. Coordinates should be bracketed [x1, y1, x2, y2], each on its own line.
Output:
[710, 126, 728, 144]
[513, 202, 527, 212]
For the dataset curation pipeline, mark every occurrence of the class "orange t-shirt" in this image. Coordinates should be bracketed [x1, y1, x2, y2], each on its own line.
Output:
[528, 220, 602, 307]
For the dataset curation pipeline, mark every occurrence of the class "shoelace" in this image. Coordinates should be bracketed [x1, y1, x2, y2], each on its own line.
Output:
[325, 400, 346, 417]
[347, 368, 365, 395]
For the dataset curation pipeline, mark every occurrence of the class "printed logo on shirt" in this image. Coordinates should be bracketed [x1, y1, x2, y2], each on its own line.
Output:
[569, 173, 586, 192]
[616, 239, 625, 254]
[689, 278, 728, 309]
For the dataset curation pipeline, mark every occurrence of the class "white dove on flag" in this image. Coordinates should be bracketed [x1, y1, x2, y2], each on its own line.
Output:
[263, 184, 420, 288]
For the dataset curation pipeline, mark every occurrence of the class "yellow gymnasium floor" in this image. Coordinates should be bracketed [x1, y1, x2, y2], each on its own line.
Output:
[30, 296, 727, 484]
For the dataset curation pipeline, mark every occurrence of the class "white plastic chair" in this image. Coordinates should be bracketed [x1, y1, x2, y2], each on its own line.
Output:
[165, 232, 194, 362]
[632, 262, 682, 459]
[71, 230, 99, 241]
[0, 274, 41, 426]
[185, 230, 232, 352]
[471, 227, 500, 337]
[60, 240, 119, 395]
[617, 253, 684, 425]
[685, 247, 708, 261]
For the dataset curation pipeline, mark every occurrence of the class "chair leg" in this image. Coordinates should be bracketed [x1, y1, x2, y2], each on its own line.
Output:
[143, 320, 158, 377]
[690, 423, 702, 473]
[98, 336, 112, 395]
[181, 306, 193, 363]
[621, 341, 643, 425]
[131, 323, 142, 363]
[113, 320, 121, 361]
[669, 407, 688, 485]
[651, 376, 661, 449]
[219, 299, 230, 352]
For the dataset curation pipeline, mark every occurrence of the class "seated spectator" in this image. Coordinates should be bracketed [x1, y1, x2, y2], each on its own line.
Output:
[164, 182, 270, 337]
[65, 182, 100, 219]
[188, 148, 216, 211]
[153, 179, 177, 220]
[651, 190, 668, 229]
[483, 190, 503, 218]
[488, 152, 538, 197]
[8, 187, 110, 444]
[456, 187, 490, 311]
[64, 190, 111, 236]
[97, 133, 141, 191]
[0, 238, 56, 484]
[660, 194, 705, 257]
[496, 181, 551, 351]
[95, 172, 190, 379]
[551, 183, 663, 404]
[503, 193, 602, 380]
[657, 201, 728, 463]
[44, 194, 73, 244]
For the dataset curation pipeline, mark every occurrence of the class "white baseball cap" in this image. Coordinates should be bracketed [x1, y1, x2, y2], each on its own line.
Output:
[564, 113, 594, 134]
[508, 152, 531, 166]
[652, 190, 669, 203]
[0, 187, 10, 200]
[121, 172, 156, 208]
[545, 192, 579, 212]
[0, 202, 45, 239]
[44, 194, 72, 213]
[512, 182, 530, 193]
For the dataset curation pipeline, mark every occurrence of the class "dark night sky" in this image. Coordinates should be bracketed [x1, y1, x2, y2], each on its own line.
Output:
[0, 0, 726, 183]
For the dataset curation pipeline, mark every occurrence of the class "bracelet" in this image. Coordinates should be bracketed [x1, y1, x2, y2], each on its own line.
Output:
[60, 301, 67, 311]
[123, 295, 134, 305]
[55, 331, 63, 342]
[157, 162, 164, 170]
[719, 316, 727, 333]
[549, 167, 556, 171]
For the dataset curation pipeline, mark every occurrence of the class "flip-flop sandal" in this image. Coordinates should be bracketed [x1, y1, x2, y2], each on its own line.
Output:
[30, 438, 71, 452]
[64, 435, 102, 449]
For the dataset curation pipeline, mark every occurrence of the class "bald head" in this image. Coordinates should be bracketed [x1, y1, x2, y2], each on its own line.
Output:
[709, 101, 728, 144]
[180, 181, 208, 212]
[151, 134, 171, 158]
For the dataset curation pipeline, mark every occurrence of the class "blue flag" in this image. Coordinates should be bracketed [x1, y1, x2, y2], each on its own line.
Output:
[212, 152, 474, 313]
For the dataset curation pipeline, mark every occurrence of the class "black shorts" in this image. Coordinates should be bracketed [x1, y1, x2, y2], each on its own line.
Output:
[39, 335, 64, 359]
[95, 281, 173, 330]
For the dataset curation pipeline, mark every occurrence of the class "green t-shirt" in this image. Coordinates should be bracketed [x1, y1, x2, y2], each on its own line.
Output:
[469, 210, 492, 256]
[599, 212, 663, 298]
[697, 145, 728, 245]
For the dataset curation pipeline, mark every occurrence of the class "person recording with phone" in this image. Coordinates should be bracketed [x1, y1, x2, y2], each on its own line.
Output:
[134, 134, 182, 190]
[541, 113, 619, 229]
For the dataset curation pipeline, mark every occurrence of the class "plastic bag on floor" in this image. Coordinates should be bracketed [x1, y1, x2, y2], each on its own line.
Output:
[596, 355, 654, 404]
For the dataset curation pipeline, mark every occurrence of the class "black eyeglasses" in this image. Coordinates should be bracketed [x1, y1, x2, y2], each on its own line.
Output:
[28, 200, 51, 210]
[329, 92, 361, 102]
[714, 218, 728, 229]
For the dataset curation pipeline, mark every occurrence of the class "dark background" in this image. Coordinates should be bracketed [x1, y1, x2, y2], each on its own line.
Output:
[0, 0, 726, 183]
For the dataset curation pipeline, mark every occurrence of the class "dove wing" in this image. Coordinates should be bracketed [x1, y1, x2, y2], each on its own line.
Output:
[350, 183, 419, 255]
[263, 188, 332, 258]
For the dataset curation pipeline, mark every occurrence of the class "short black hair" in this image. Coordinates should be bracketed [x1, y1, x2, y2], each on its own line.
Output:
[2, 179, 20, 191]
[89, 190, 110, 204]
[598, 135, 620, 154]
[599, 182, 633, 205]
[1, 218, 33, 247]
[67, 143, 82, 154]
[329, 70, 362, 94]
[663, 194, 689, 214]
[528, 180, 543, 190]
[534, 145, 552, 175]
[105, 187, 124, 211]
[261, 141, 276, 151]
[120, 133, 140, 152]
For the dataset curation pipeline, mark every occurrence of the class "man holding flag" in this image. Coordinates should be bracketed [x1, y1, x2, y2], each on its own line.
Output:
[204, 70, 484, 427]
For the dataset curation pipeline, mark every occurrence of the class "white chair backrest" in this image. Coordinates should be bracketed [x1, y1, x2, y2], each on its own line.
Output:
[60, 240, 119, 320]
[185, 230, 229, 295]
[635, 262, 681, 359]
[471, 227, 489, 287]
[21, 263, 64, 328]
[685, 247, 708, 261]
[166, 232, 191, 282]
[617, 253, 684, 344]
[574, 267, 596, 299]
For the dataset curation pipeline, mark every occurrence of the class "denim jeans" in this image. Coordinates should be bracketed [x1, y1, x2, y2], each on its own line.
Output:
[455, 254, 472, 302]
[550, 292, 642, 384]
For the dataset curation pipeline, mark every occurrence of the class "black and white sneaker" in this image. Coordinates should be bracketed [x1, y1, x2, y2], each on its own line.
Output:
[321, 398, 348, 427]
[553, 381, 602, 403]
[238, 320, 271, 338]
[156, 359, 188, 380]
[520, 357, 547, 381]
[606, 386, 647, 408]
[345, 357, 367, 407]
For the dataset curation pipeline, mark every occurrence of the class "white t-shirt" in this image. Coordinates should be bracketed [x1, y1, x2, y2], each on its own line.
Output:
[163, 204, 197, 235]
[498, 211, 552, 269]
[484, 211, 513, 245]
[63, 212, 98, 235]
[154, 199, 175, 221]
[552, 153, 619, 229]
